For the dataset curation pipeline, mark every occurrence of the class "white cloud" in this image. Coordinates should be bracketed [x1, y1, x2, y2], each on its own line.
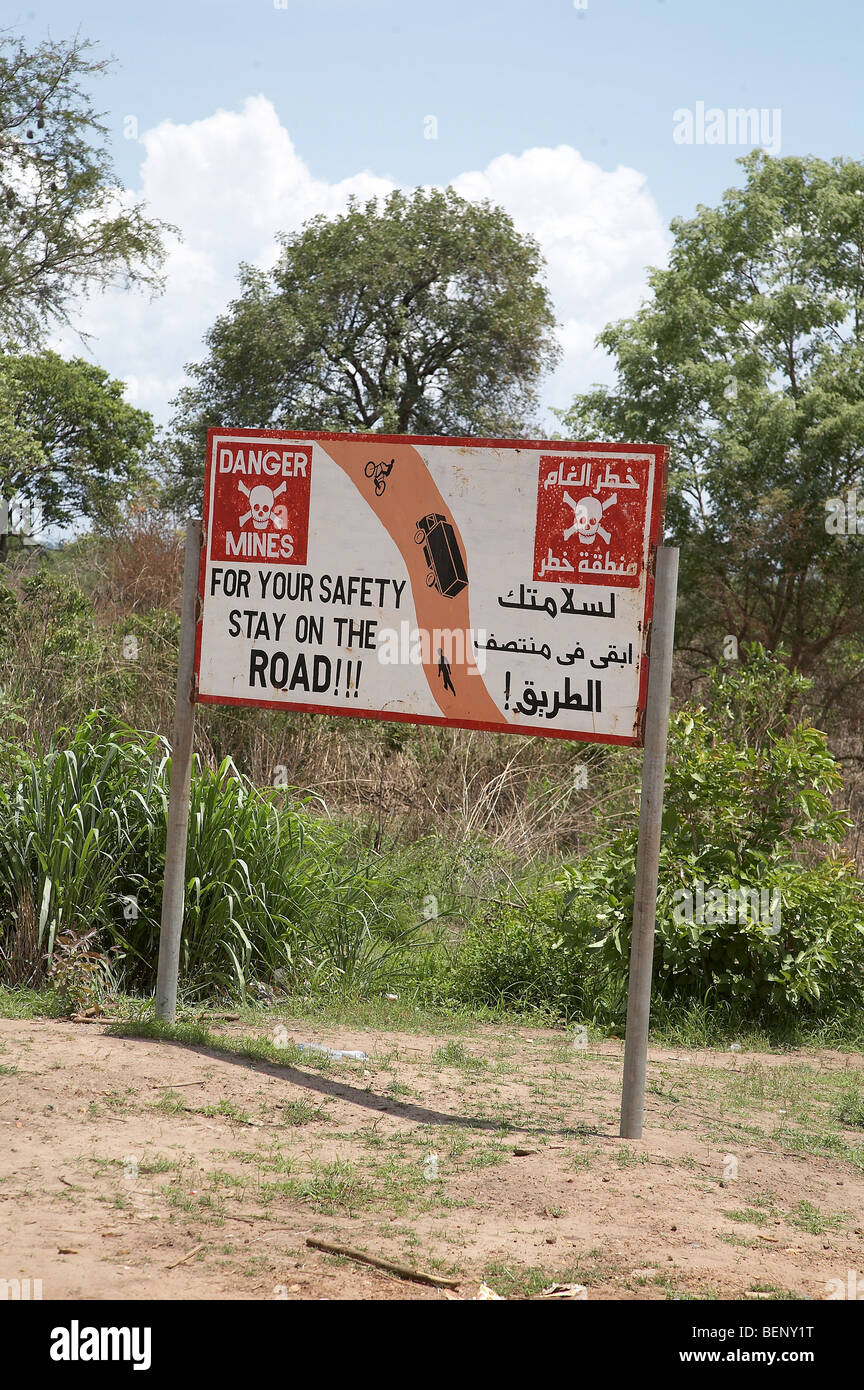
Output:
[50, 97, 669, 429]
[453, 145, 669, 420]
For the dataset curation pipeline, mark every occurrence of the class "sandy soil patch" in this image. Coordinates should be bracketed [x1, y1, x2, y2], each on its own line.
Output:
[1, 1016, 862, 1300]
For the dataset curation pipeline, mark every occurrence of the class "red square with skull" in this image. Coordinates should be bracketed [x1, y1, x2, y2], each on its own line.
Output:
[207, 438, 312, 565]
[532, 452, 651, 587]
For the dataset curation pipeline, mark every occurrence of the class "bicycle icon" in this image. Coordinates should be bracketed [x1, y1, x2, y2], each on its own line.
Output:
[364, 459, 394, 496]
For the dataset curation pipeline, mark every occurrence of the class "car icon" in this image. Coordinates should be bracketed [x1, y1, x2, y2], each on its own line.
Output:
[414, 513, 468, 597]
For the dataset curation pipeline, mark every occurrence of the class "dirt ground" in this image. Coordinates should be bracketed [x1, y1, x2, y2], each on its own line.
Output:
[1, 1014, 863, 1301]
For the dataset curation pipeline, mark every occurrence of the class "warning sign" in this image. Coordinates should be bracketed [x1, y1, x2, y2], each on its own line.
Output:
[207, 441, 312, 564]
[533, 452, 652, 587]
[195, 430, 667, 746]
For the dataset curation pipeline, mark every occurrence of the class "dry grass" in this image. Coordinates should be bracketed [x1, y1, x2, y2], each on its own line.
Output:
[102, 513, 185, 617]
[0, 886, 43, 988]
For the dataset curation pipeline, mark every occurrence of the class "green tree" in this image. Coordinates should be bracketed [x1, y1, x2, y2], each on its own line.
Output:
[168, 187, 560, 511]
[0, 31, 169, 344]
[0, 350, 155, 547]
[562, 152, 864, 684]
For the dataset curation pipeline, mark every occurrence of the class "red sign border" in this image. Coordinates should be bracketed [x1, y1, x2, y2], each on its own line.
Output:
[195, 429, 669, 748]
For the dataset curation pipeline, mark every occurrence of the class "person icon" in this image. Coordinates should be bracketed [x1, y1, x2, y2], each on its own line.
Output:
[437, 647, 455, 695]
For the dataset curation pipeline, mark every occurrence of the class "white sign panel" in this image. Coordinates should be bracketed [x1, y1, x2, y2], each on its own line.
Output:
[195, 430, 667, 746]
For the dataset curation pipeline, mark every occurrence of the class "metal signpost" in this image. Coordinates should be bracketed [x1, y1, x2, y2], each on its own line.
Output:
[154, 519, 202, 1022]
[155, 429, 675, 1136]
[619, 544, 679, 1139]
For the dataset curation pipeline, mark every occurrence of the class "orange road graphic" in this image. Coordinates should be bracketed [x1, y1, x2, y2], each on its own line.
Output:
[319, 440, 505, 725]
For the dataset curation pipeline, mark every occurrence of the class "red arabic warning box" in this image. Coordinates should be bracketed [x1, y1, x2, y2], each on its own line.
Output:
[207, 438, 312, 565]
[533, 450, 653, 587]
[196, 430, 667, 747]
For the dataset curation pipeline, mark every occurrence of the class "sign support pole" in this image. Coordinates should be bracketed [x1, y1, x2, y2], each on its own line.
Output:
[619, 545, 679, 1140]
[155, 519, 202, 1022]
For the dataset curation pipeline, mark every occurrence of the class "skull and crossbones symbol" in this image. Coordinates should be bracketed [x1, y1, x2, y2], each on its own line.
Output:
[237, 479, 287, 529]
[563, 491, 617, 545]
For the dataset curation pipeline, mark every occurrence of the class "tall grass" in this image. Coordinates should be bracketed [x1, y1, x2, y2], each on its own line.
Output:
[0, 714, 156, 984]
[0, 712, 423, 1000]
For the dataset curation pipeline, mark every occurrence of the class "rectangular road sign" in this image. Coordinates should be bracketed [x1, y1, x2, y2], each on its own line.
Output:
[195, 429, 667, 746]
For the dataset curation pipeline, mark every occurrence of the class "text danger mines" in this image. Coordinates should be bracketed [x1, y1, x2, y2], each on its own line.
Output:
[216, 444, 310, 562]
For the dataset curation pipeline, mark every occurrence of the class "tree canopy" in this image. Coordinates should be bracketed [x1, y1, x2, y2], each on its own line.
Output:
[168, 186, 560, 511]
[0, 31, 170, 345]
[0, 350, 154, 541]
[562, 151, 864, 684]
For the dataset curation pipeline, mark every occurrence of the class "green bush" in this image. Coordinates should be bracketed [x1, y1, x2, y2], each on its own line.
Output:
[438, 650, 864, 1028]
[659, 860, 864, 1012]
[440, 883, 610, 1022]
[566, 650, 864, 1024]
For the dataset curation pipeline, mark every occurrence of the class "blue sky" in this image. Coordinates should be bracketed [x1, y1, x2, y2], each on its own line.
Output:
[12, 0, 864, 428]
